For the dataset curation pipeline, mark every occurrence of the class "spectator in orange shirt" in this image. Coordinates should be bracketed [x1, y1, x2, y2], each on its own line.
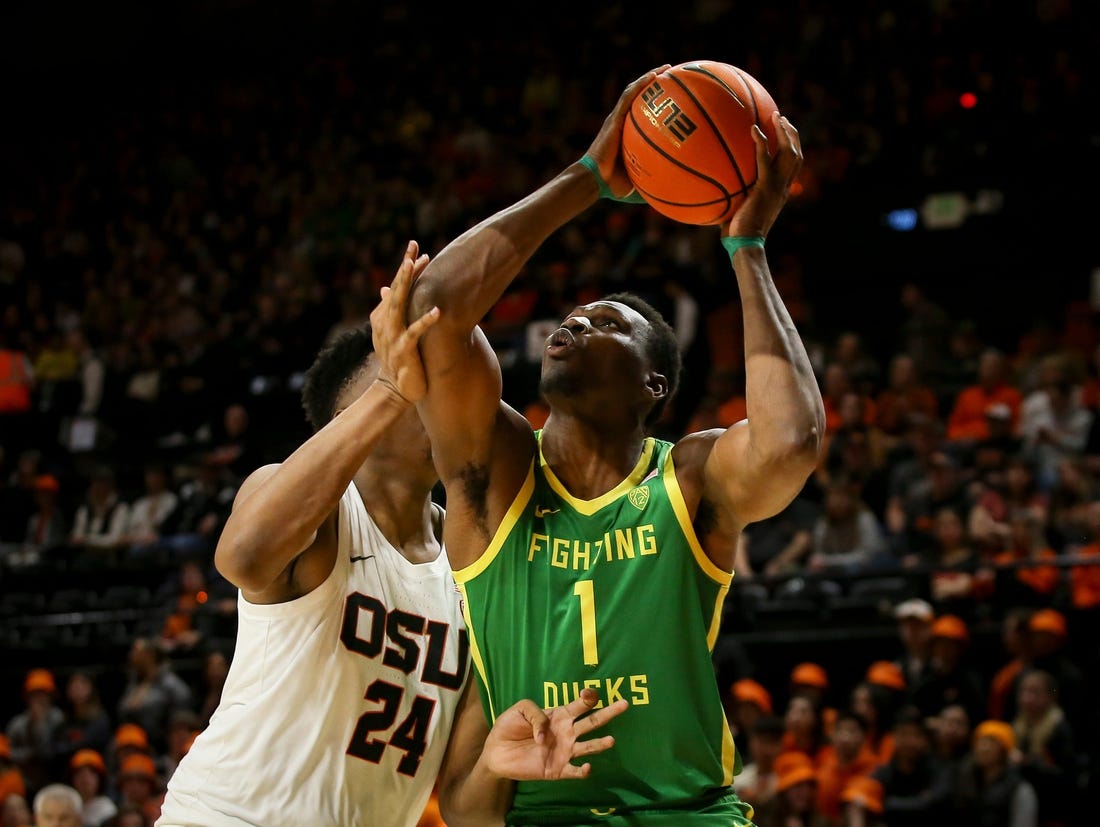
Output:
[0, 736, 25, 810]
[1068, 500, 1100, 613]
[821, 363, 877, 434]
[945, 348, 1023, 444]
[816, 710, 879, 821]
[781, 692, 831, 768]
[874, 353, 939, 439]
[752, 752, 829, 827]
[986, 607, 1034, 721]
[853, 664, 906, 765]
[992, 511, 1062, 606]
[838, 775, 887, 827]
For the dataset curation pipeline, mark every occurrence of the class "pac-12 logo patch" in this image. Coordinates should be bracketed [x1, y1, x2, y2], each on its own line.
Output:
[627, 487, 650, 510]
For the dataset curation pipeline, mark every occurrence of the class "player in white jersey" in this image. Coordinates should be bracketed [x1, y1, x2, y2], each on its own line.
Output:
[157, 242, 628, 827]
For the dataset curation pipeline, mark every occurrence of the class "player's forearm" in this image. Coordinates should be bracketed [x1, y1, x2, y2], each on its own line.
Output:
[438, 758, 511, 827]
[215, 382, 409, 589]
[410, 164, 597, 330]
[736, 247, 825, 466]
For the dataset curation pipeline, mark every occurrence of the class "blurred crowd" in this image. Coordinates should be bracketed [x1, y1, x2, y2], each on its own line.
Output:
[1, 0, 1097, 824]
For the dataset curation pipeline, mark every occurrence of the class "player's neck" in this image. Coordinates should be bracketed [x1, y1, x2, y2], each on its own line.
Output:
[540, 418, 647, 499]
[353, 468, 440, 561]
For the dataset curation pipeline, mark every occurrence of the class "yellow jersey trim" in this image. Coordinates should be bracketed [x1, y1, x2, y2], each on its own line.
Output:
[721, 714, 737, 786]
[452, 462, 536, 585]
[662, 452, 733, 587]
[539, 435, 656, 516]
[458, 582, 496, 722]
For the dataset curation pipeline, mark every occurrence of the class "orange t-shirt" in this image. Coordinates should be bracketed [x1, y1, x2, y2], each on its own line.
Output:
[994, 548, 1061, 595]
[988, 658, 1025, 720]
[946, 384, 1022, 442]
[0, 766, 26, 805]
[815, 745, 879, 820]
[1070, 543, 1100, 609]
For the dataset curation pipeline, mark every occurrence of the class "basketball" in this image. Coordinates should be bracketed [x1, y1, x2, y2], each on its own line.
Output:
[621, 61, 779, 226]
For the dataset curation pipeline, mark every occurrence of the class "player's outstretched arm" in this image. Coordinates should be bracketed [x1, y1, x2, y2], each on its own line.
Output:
[214, 242, 437, 602]
[409, 67, 666, 338]
[437, 686, 628, 826]
[704, 113, 825, 531]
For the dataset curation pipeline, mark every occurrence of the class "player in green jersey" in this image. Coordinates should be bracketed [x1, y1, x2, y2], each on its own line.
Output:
[418, 67, 825, 825]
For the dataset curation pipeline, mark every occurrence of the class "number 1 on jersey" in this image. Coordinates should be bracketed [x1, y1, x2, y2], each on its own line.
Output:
[573, 580, 599, 665]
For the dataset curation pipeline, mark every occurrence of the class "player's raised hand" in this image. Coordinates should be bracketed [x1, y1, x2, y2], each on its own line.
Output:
[370, 240, 438, 404]
[726, 110, 803, 240]
[584, 65, 670, 199]
[484, 688, 629, 781]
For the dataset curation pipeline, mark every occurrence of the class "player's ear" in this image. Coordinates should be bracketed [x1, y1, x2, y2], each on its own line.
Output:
[646, 372, 668, 401]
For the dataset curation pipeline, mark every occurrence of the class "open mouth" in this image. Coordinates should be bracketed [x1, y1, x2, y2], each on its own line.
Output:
[545, 327, 576, 354]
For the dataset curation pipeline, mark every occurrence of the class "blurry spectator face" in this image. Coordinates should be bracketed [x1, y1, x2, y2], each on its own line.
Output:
[785, 780, 817, 812]
[35, 797, 81, 827]
[224, 404, 248, 436]
[784, 695, 816, 737]
[144, 466, 168, 493]
[972, 734, 1004, 770]
[67, 672, 94, 707]
[832, 717, 865, 761]
[933, 509, 964, 548]
[850, 684, 877, 728]
[825, 485, 855, 520]
[838, 392, 863, 426]
[931, 638, 964, 671]
[893, 721, 929, 762]
[890, 354, 917, 389]
[823, 364, 849, 399]
[935, 704, 970, 752]
[748, 731, 783, 769]
[1005, 462, 1033, 494]
[1016, 671, 1054, 718]
[115, 811, 146, 827]
[1, 795, 31, 827]
[181, 561, 205, 593]
[71, 765, 102, 800]
[898, 617, 932, 654]
[977, 350, 1004, 386]
[128, 638, 156, 674]
[205, 651, 229, 687]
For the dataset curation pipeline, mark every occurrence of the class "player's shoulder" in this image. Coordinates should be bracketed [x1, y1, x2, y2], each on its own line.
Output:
[671, 428, 723, 461]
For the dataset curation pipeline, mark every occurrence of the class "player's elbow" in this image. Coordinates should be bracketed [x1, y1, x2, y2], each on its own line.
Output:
[213, 533, 272, 593]
[761, 423, 824, 473]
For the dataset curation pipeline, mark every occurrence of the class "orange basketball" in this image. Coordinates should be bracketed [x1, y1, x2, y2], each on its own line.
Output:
[622, 61, 779, 226]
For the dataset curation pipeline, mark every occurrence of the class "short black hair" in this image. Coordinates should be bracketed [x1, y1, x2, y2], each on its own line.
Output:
[602, 291, 682, 426]
[301, 327, 375, 433]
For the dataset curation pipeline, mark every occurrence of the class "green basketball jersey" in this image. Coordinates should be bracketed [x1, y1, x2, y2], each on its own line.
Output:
[454, 434, 746, 825]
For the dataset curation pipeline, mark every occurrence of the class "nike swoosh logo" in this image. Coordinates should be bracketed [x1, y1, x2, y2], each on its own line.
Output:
[350, 555, 375, 563]
[534, 506, 561, 518]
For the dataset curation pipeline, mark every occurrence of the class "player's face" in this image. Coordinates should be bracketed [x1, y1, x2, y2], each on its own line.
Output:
[335, 361, 433, 466]
[540, 300, 653, 403]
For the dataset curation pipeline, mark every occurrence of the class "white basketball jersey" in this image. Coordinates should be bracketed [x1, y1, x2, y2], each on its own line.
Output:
[157, 483, 468, 827]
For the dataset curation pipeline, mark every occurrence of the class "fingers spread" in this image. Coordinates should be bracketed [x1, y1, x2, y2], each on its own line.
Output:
[573, 734, 615, 758]
[575, 698, 629, 735]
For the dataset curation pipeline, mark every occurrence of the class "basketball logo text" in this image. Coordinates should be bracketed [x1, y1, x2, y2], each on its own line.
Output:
[640, 82, 698, 144]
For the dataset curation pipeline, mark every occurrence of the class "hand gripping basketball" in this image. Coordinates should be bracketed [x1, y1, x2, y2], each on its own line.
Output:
[582, 65, 671, 202]
[484, 688, 630, 781]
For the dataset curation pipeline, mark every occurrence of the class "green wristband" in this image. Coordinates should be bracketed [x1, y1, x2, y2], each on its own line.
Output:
[578, 155, 646, 204]
[721, 235, 765, 261]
